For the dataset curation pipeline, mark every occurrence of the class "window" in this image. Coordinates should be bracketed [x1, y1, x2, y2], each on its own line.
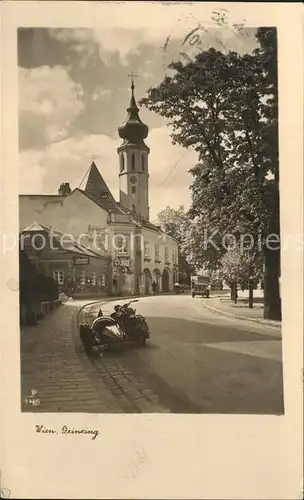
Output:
[155, 244, 160, 261]
[131, 153, 135, 171]
[101, 273, 106, 287]
[172, 250, 176, 264]
[132, 204, 136, 211]
[53, 270, 64, 285]
[144, 241, 150, 259]
[71, 267, 76, 282]
[93, 227, 105, 250]
[80, 270, 86, 285]
[115, 235, 128, 254]
[91, 272, 96, 286]
[142, 154, 145, 172]
[120, 154, 125, 172]
[165, 246, 169, 262]
[131, 185, 136, 194]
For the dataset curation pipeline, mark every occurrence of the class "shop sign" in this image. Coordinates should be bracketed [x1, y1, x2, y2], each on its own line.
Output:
[119, 258, 130, 267]
[73, 256, 89, 265]
[114, 257, 130, 267]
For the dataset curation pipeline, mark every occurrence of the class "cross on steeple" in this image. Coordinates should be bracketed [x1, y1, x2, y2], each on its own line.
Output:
[91, 154, 98, 162]
[128, 72, 138, 93]
[128, 71, 138, 83]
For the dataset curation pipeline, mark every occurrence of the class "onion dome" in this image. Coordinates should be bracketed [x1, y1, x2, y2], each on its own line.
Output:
[118, 80, 149, 147]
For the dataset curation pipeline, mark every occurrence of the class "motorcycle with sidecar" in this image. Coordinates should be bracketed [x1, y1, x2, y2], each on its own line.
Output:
[79, 299, 150, 355]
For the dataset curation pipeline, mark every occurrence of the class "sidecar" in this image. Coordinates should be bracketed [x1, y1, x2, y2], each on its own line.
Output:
[91, 316, 124, 349]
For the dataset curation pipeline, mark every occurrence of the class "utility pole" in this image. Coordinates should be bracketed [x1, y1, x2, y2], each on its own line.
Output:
[234, 279, 238, 304]
[248, 275, 254, 309]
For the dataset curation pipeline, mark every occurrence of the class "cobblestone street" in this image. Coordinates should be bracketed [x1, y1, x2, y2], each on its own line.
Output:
[21, 300, 119, 412]
[21, 300, 170, 413]
[21, 294, 284, 414]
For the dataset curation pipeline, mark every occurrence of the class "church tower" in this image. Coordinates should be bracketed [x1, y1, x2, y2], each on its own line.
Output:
[117, 79, 150, 221]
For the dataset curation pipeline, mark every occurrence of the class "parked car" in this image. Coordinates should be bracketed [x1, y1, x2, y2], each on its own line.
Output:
[191, 276, 210, 298]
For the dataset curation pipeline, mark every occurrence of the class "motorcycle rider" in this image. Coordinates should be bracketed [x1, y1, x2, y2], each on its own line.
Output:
[111, 304, 128, 338]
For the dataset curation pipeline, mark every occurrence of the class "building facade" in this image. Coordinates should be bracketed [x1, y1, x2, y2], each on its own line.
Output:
[19, 80, 178, 296]
[21, 222, 111, 296]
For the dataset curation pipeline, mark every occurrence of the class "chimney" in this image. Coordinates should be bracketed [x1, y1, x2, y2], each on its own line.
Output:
[58, 183, 71, 196]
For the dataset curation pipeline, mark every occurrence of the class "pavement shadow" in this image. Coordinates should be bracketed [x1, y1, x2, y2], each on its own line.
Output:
[76, 314, 284, 414]
[122, 317, 284, 414]
[144, 316, 282, 343]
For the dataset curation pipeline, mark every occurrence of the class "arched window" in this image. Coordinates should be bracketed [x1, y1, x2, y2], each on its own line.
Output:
[131, 186, 136, 194]
[131, 153, 135, 171]
[142, 154, 145, 172]
[120, 154, 125, 172]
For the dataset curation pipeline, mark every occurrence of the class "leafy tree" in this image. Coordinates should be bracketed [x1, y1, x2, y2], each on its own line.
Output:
[156, 205, 194, 283]
[220, 247, 254, 283]
[156, 205, 186, 241]
[141, 28, 280, 320]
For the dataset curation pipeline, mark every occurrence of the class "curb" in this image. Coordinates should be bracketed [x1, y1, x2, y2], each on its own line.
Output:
[71, 300, 127, 412]
[72, 292, 176, 301]
[202, 299, 282, 330]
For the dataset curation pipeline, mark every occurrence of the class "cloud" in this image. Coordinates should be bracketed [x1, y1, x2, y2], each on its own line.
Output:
[19, 133, 119, 195]
[91, 87, 113, 102]
[48, 20, 257, 68]
[19, 126, 197, 219]
[19, 65, 85, 150]
[49, 27, 153, 67]
[19, 150, 47, 193]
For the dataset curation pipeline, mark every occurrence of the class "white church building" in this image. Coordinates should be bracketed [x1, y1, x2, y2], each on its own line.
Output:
[19, 80, 179, 296]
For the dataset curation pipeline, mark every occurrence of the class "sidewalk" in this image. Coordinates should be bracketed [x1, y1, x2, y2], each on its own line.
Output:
[20, 300, 124, 412]
[203, 290, 281, 329]
[21, 298, 170, 413]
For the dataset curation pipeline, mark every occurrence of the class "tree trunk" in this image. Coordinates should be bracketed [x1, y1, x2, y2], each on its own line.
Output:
[248, 280, 253, 308]
[248, 265, 254, 309]
[263, 246, 281, 320]
[263, 178, 281, 320]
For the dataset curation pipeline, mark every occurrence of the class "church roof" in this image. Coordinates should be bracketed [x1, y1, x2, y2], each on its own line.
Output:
[82, 161, 126, 214]
[84, 161, 115, 201]
[118, 80, 149, 150]
[78, 188, 123, 215]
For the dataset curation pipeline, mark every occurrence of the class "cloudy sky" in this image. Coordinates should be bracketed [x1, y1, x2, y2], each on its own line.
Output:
[18, 15, 258, 220]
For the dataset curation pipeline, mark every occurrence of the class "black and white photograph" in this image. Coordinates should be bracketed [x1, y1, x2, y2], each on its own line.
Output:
[1, 2, 303, 499]
[17, 12, 286, 416]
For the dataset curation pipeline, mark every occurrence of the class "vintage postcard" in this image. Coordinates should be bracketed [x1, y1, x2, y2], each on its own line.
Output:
[1, 1, 303, 499]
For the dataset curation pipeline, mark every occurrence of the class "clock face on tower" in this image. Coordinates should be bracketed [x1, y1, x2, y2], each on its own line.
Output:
[129, 175, 137, 185]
